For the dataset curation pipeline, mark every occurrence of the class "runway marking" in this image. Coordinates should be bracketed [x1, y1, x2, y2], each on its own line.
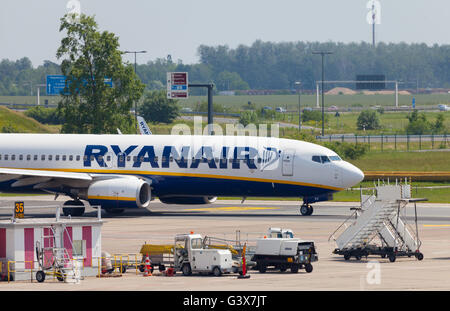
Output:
[185, 206, 281, 212]
[423, 224, 450, 227]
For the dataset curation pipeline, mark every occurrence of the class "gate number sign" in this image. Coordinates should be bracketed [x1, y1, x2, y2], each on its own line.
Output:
[15, 201, 24, 219]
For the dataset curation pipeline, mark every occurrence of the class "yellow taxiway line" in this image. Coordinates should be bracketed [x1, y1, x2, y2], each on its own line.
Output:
[423, 224, 450, 227]
[185, 206, 281, 212]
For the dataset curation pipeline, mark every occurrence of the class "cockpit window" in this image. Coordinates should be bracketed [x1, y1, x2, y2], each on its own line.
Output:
[329, 155, 342, 161]
[321, 156, 330, 163]
[312, 156, 321, 163]
[312, 155, 333, 164]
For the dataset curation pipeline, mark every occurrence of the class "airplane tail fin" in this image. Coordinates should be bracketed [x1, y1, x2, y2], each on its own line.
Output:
[137, 116, 152, 135]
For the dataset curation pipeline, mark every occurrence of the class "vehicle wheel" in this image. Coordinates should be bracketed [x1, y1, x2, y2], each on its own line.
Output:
[120, 266, 127, 274]
[388, 254, 396, 262]
[344, 253, 351, 261]
[279, 265, 287, 272]
[139, 264, 145, 273]
[63, 200, 85, 217]
[213, 266, 222, 277]
[381, 254, 386, 259]
[305, 263, 313, 273]
[300, 205, 310, 216]
[355, 255, 362, 261]
[182, 264, 192, 276]
[36, 271, 45, 283]
[416, 253, 424, 261]
[159, 265, 166, 272]
[258, 265, 267, 273]
[291, 265, 299, 273]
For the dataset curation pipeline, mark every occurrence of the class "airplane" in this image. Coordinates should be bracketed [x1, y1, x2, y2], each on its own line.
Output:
[0, 134, 364, 216]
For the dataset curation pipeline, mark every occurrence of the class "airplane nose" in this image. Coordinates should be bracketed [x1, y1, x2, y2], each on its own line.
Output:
[342, 163, 364, 188]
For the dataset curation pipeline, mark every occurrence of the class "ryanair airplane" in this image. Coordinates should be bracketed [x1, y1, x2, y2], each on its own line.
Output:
[0, 134, 363, 216]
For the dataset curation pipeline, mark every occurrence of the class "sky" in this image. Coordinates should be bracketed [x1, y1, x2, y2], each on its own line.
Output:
[0, 0, 449, 67]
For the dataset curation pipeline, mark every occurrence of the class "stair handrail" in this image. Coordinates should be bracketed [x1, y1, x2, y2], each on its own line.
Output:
[328, 209, 359, 242]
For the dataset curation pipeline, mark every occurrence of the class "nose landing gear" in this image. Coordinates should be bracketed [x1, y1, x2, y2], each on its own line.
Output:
[300, 204, 314, 216]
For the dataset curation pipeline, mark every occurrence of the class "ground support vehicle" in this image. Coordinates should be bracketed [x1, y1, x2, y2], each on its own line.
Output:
[251, 238, 318, 273]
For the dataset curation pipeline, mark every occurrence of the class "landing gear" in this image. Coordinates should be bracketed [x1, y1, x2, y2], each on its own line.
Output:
[300, 204, 314, 216]
[63, 200, 85, 217]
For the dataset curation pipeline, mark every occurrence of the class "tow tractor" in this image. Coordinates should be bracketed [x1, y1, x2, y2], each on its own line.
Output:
[251, 228, 318, 273]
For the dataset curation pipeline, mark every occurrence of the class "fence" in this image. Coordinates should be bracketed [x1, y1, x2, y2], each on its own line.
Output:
[316, 134, 449, 152]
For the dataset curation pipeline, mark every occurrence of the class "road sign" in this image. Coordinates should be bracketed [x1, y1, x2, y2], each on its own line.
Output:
[46, 75, 68, 96]
[167, 72, 188, 99]
[46, 75, 113, 95]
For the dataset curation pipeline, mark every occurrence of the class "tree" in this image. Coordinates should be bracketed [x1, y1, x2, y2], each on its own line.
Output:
[405, 110, 431, 134]
[433, 113, 446, 134]
[56, 14, 144, 134]
[139, 90, 180, 124]
[357, 110, 380, 130]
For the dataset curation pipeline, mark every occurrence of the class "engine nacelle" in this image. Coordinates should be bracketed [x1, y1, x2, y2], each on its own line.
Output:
[159, 196, 217, 205]
[81, 177, 151, 209]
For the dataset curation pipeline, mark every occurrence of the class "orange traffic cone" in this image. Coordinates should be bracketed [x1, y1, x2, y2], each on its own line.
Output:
[143, 254, 152, 277]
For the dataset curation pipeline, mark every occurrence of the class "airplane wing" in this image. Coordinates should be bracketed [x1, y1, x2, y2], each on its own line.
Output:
[0, 167, 93, 189]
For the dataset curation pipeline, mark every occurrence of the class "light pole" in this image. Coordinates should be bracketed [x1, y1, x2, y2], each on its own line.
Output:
[295, 81, 301, 131]
[123, 50, 147, 133]
[312, 51, 333, 136]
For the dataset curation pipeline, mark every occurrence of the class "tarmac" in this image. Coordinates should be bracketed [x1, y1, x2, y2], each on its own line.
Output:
[1, 196, 450, 291]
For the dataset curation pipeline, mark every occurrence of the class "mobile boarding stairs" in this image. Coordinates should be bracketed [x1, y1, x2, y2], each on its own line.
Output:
[329, 182, 425, 262]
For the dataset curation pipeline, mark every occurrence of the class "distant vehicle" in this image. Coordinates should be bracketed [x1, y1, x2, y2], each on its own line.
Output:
[275, 107, 286, 113]
[328, 105, 338, 111]
[263, 106, 272, 110]
[181, 107, 193, 113]
[303, 107, 313, 112]
[438, 104, 450, 111]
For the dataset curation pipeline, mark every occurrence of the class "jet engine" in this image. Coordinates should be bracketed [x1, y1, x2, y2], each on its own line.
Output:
[80, 177, 151, 209]
[159, 196, 217, 205]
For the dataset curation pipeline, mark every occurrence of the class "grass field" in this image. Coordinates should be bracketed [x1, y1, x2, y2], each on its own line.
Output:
[0, 106, 59, 133]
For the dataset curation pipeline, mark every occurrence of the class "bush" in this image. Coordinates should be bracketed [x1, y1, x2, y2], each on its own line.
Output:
[239, 111, 259, 126]
[357, 110, 380, 130]
[25, 106, 64, 125]
[139, 90, 180, 124]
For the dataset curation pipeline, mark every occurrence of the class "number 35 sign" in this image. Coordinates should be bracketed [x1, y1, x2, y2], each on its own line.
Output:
[15, 202, 24, 219]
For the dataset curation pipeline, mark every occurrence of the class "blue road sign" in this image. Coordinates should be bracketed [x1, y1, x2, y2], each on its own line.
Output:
[46, 75, 68, 96]
[46, 75, 113, 95]
[412, 97, 416, 109]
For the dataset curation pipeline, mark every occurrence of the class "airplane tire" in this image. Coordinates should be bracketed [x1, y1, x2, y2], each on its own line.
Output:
[300, 205, 309, 216]
[63, 200, 85, 217]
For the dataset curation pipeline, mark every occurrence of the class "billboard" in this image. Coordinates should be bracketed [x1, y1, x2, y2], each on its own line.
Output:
[356, 75, 386, 90]
[167, 72, 188, 99]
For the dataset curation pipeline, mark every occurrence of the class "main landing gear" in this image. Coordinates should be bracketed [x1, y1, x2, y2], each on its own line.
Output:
[62, 200, 85, 217]
[300, 204, 314, 216]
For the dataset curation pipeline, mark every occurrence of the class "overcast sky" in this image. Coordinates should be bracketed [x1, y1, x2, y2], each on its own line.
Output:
[1, 0, 449, 67]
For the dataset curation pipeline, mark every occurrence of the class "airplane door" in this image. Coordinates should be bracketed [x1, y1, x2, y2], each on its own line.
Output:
[282, 149, 295, 176]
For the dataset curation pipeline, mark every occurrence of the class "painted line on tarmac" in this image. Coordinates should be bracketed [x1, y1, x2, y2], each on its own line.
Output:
[185, 206, 281, 212]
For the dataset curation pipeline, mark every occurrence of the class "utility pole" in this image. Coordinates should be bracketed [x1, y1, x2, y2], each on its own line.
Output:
[295, 81, 301, 131]
[123, 50, 147, 133]
[312, 51, 333, 136]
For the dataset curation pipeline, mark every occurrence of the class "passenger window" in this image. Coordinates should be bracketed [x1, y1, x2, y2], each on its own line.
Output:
[34, 155, 38, 161]
[62, 155, 67, 161]
[48, 155, 52, 161]
[321, 156, 330, 163]
[11, 155, 16, 161]
[69, 155, 73, 161]
[19, 155, 23, 161]
[56, 155, 60, 161]
[5, 155, 9, 161]
[0, 155, 2, 160]
[191, 238, 203, 249]
[41, 155, 45, 161]
[312, 156, 321, 163]
[76, 155, 80, 161]
[27, 155, 31, 161]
